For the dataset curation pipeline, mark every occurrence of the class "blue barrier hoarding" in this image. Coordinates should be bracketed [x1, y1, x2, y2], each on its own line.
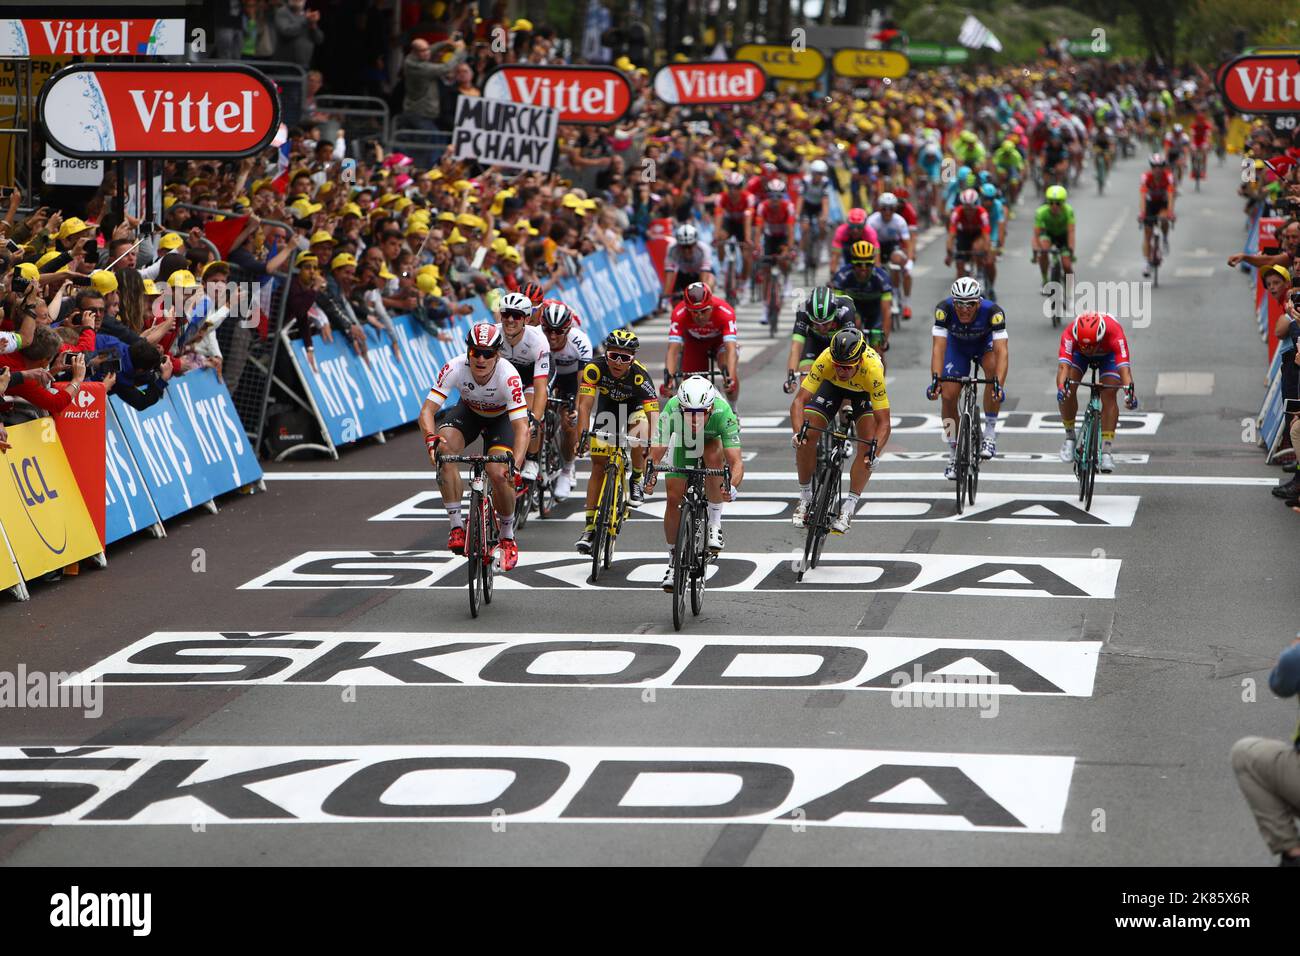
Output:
[110, 392, 218, 521]
[167, 368, 264, 496]
[104, 399, 162, 544]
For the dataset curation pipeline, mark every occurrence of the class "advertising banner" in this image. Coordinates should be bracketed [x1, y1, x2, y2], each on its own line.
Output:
[166, 369, 264, 497]
[652, 61, 766, 105]
[54, 382, 107, 547]
[110, 393, 217, 522]
[104, 399, 161, 545]
[1218, 55, 1300, 114]
[0, 18, 186, 56]
[734, 45, 826, 81]
[831, 49, 910, 79]
[39, 64, 280, 158]
[482, 65, 632, 124]
[0, 419, 103, 580]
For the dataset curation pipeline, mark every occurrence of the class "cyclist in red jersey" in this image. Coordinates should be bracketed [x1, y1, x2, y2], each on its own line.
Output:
[664, 281, 740, 403]
[714, 170, 754, 285]
[1138, 153, 1176, 275]
[1055, 311, 1138, 474]
[945, 189, 991, 279]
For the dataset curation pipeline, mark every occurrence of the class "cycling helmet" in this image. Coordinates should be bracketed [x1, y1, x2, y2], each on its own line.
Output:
[1173, 123, 1183, 133]
[725, 170, 745, 188]
[829, 326, 868, 364]
[960, 130, 977, 143]
[766, 178, 787, 194]
[540, 302, 573, 333]
[805, 286, 838, 327]
[950, 276, 982, 302]
[980, 183, 998, 199]
[879, 139, 894, 152]
[847, 207, 868, 226]
[809, 159, 829, 175]
[604, 328, 640, 353]
[683, 281, 713, 312]
[674, 223, 698, 246]
[498, 291, 533, 317]
[466, 321, 504, 351]
[520, 281, 546, 306]
[957, 164, 972, 182]
[1148, 152, 1166, 167]
[878, 192, 898, 209]
[1072, 312, 1107, 349]
[959, 188, 980, 206]
[849, 239, 877, 263]
[678, 375, 718, 412]
[1045, 184, 1068, 202]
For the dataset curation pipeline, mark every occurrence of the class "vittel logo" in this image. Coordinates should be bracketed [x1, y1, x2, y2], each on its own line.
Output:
[129, 89, 257, 134]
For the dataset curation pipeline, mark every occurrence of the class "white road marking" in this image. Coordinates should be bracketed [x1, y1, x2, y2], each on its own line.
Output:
[1173, 267, 1215, 278]
[1088, 211, 1129, 268]
[73, 632, 1101, 697]
[0, 744, 1077, 833]
[1155, 371, 1215, 396]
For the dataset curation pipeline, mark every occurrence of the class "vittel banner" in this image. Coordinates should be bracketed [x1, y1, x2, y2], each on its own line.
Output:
[39, 64, 280, 159]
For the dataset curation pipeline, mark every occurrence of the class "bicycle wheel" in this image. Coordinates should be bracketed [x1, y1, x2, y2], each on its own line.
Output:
[690, 509, 706, 616]
[813, 467, 840, 567]
[799, 471, 829, 581]
[590, 471, 614, 582]
[466, 492, 482, 618]
[672, 503, 691, 630]
[1050, 257, 1064, 327]
[954, 412, 969, 514]
[966, 407, 981, 505]
[482, 509, 497, 605]
[515, 478, 531, 530]
[1081, 411, 1100, 512]
[1077, 410, 1095, 503]
[767, 274, 781, 336]
[603, 468, 624, 570]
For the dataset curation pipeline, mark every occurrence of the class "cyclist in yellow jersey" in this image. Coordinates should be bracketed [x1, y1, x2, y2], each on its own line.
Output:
[790, 327, 891, 534]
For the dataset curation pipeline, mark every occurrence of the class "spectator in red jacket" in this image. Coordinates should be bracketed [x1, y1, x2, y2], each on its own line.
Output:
[0, 325, 87, 417]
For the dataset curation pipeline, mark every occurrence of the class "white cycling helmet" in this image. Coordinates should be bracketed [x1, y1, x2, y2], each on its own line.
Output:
[677, 375, 718, 412]
[809, 159, 829, 175]
[950, 276, 982, 302]
[674, 223, 698, 246]
[878, 192, 898, 208]
[498, 291, 533, 316]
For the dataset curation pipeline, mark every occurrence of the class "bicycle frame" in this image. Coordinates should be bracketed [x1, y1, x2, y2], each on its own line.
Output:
[1065, 371, 1123, 512]
[668, 463, 731, 630]
[939, 373, 995, 514]
[437, 453, 513, 618]
[796, 419, 877, 581]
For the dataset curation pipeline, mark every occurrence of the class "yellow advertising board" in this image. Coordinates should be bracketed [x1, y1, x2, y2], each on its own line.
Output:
[735, 44, 826, 81]
[0, 419, 102, 581]
[832, 49, 910, 79]
[0, 526, 19, 591]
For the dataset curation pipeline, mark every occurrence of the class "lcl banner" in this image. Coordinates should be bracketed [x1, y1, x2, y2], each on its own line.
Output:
[38, 63, 280, 158]
[652, 61, 766, 105]
[482, 65, 631, 124]
[0, 18, 186, 56]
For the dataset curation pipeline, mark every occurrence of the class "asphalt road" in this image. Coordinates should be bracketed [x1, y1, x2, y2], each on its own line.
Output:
[2, 154, 1295, 866]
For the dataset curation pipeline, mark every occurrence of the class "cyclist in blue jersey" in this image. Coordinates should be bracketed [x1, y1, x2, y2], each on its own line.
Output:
[925, 276, 1009, 476]
[830, 240, 893, 353]
[978, 183, 1005, 299]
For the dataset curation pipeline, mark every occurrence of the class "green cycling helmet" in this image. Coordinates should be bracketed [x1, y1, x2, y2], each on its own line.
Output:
[805, 287, 837, 327]
[1045, 185, 1068, 202]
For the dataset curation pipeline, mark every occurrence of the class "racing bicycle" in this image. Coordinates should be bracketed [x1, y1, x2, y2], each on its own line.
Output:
[665, 463, 732, 630]
[1065, 370, 1124, 512]
[801, 216, 825, 288]
[535, 395, 574, 519]
[581, 428, 635, 582]
[796, 418, 876, 583]
[939, 373, 995, 514]
[438, 452, 512, 618]
[719, 234, 745, 304]
[1190, 147, 1207, 192]
[755, 251, 788, 336]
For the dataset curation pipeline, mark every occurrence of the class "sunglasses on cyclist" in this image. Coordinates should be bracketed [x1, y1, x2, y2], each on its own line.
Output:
[469, 348, 498, 360]
[501, 309, 528, 321]
[832, 360, 860, 373]
[606, 352, 634, 364]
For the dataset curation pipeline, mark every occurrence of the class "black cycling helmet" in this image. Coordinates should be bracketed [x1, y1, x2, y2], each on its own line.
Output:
[805, 287, 837, 327]
[604, 328, 640, 353]
[829, 326, 867, 364]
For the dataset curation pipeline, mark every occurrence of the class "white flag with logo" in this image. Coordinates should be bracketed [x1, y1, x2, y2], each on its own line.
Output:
[958, 15, 1002, 53]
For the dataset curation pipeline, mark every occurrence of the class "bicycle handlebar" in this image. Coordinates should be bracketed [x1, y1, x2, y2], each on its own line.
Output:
[1065, 379, 1129, 392]
[938, 375, 998, 385]
[438, 453, 515, 465]
[581, 429, 654, 448]
[798, 420, 879, 456]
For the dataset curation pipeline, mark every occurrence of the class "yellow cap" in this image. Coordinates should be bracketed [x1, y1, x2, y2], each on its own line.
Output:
[405, 221, 428, 237]
[378, 265, 397, 281]
[308, 230, 337, 246]
[428, 169, 444, 182]
[57, 217, 94, 242]
[416, 272, 440, 295]
[447, 229, 468, 244]
[90, 270, 118, 294]
[295, 252, 319, 268]
[158, 232, 184, 251]
[437, 211, 457, 223]
[512, 18, 533, 31]
[290, 199, 323, 218]
[36, 250, 63, 269]
[251, 178, 274, 194]
[329, 253, 358, 271]
[452, 179, 473, 192]
[168, 269, 199, 288]
[615, 56, 635, 72]
[163, 195, 178, 210]
[16, 262, 39, 281]
[1265, 264, 1292, 283]
[202, 260, 230, 278]
[142, 278, 161, 296]
[392, 197, 413, 212]
[341, 202, 363, 218]
[317, 181, 335, 195]
[503, 247, 522, 263]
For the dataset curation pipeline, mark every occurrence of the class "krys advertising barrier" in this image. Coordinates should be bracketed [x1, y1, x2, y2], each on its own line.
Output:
[283, 240, 663, 450]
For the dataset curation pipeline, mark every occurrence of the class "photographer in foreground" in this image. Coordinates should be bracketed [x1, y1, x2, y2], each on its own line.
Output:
[1232, 637, 1300, 866]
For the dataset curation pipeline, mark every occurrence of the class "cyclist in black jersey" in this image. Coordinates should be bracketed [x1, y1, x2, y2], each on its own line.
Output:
[784, 286, 858, 393]
[830, 240, 893, 352]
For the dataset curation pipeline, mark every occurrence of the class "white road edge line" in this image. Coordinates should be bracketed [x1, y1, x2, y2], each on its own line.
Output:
[263, 471, 1279, 486]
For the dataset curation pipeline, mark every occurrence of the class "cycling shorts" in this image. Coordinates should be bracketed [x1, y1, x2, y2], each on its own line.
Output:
[804, 378, 875, 423]
[436, 402, 516, 453]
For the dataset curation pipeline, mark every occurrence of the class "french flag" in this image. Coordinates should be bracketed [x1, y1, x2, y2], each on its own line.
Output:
[270, 124, 291, 194]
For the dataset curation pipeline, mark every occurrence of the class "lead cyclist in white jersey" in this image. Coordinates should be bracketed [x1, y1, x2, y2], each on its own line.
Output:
[868, 193, 914, 320]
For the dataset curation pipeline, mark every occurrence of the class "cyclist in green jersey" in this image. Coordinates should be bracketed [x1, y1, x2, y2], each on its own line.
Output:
[644, 375, 745, 589]
[1033, 184, 1076, 289]
[992, 138, 1024, 207]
